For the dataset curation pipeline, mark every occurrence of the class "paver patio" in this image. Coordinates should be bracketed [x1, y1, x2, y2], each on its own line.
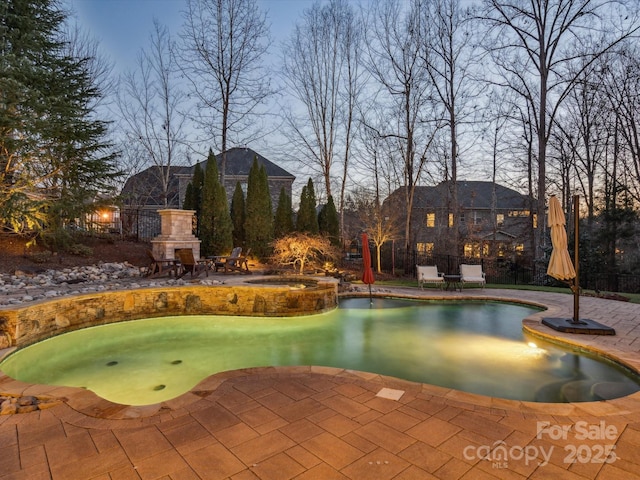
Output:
[1, 285, 640, 479]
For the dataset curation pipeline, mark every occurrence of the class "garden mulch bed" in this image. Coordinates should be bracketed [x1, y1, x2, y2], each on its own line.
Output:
[0, 233, 150, 275]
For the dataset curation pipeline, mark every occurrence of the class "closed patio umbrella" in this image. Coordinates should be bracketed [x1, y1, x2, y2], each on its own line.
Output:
[361, 232, 375, 302]
[547, 195, 576, 281]
[542, 195, 614, 334]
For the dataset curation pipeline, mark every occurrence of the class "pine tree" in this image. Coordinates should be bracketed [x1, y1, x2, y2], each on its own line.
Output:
[244, 157, 273, 258]
[0, 0, 121, 235]
[273, 187, 294, 238]
[230, 181, 246, 248]
[318, 195, 340, 247]
[183, 163, 204, 211]
[183, 162, 204, 235]
[296, 178, 319, 234]
[199, 150, 233, 256]
[183, 183, 196, 211]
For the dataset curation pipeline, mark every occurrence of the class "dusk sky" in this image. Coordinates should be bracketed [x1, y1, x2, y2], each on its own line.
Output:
[64, 0, 317, 75]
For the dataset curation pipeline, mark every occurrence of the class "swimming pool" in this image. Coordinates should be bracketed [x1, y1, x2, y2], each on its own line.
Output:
[1, 298, 638, 405]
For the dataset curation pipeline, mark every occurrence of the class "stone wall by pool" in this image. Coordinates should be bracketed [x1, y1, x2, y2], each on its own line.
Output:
[0, 279, 338, 349]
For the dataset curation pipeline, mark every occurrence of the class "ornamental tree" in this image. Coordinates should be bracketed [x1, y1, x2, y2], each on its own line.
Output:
[271, 232, 339, 274]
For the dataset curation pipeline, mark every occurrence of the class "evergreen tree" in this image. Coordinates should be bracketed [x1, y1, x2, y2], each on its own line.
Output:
[273, 187, 294, 238]
[199, 150, 232, 256]
[183, 183, 196, 211]
[244, 157, 273, 258]
[0, 0, 121, 235]
[183, 163, 204, 210]
[230, 181, 246, 247]
[296, 178, 319, 234]
[183, 162, 204, 235]
[318, 195, 340, 247]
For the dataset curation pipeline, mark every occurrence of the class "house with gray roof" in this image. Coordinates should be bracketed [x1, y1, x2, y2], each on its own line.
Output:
[121, 147, 295, 210]
[119, 147, 295, 239]
[385, 180, 537, 260]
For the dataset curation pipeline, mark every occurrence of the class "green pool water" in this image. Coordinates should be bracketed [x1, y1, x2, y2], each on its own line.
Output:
[1, 298, 638, 405]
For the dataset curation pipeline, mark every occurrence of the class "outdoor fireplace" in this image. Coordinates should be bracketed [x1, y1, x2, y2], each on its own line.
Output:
[151, 209, 201, 260]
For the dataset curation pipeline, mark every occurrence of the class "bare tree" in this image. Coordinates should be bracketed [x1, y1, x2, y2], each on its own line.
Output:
[347, 187, 402, 273]
[180, 0, 272, 185]
[364, 0, 442, 272]
[281, 0, 364, 240]
[421, 0, 483, 255]
[118, 20, 189, 207]
[600, 44, 640, 204]
[479, 0, 640, 261]
[554, 60, 611, 227]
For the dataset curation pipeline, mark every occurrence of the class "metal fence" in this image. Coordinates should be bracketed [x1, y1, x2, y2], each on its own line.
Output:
[372, 245, 640, 294]
[120, 208, 161, 241]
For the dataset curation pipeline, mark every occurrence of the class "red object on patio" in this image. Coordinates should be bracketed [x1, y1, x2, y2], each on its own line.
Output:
[361, 232, 375, 288]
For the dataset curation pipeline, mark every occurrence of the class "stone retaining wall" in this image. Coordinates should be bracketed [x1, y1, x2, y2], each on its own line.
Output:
[0, 281, 338, 349]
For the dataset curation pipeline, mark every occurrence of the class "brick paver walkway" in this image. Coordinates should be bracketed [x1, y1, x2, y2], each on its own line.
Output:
[1, 287, 640, 479]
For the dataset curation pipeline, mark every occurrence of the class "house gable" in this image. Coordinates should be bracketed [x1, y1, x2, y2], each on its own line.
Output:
[121, 147, 295, 210]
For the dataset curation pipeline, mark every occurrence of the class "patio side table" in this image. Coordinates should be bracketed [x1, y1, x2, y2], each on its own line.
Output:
[443, 274, 462, 291]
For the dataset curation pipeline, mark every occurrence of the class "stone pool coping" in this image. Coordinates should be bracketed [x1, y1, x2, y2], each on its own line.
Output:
[0, 275, 340, 349]
[2, 283, 640, 422]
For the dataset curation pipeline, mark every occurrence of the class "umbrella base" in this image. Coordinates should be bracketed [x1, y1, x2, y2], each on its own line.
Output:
[542, 317, 615, 335]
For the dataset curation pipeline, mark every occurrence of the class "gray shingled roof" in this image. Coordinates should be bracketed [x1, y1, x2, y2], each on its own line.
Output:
[120, 165, 192, 206]
[412, 181, 534, 210]
[120, 148, 294, 206]
[201, 147, 294, 178]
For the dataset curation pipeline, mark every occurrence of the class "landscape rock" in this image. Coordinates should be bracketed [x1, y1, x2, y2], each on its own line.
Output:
[0, 263, 147, 306]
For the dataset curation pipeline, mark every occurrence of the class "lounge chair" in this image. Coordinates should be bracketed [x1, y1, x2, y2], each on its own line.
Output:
[213, 247, 241, 272]
[214, 247, 251, 273]
[144, 249, 178, 278]
[416, 265, 444, 289]
[460, 264, 486, 289]
[176, 249, 209, 278]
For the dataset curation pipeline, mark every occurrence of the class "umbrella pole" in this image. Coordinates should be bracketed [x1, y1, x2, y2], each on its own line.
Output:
[572, 195, 580, 324]
[541, 194, 615, 335]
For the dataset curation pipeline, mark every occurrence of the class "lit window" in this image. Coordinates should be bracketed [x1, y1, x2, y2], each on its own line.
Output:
[448, 213, 454, 227]
[416, 242, 434, 254]
[464, 243, 481, 258]
[426, 213, 435, 227]
[496, 214, 504, 226]
[515, 243, 524, 254]
[508, 210, 530, 217]
[533, 214, 537, 228]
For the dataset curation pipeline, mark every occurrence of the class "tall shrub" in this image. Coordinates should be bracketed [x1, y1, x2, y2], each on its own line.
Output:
[183, 162, 204, 234]
[230, 181, 246, 248]
[244, 157, 273, 258]
[296, 178, 319, 234]
[199, 150, 232, 256]
[274, 187, 294, 238]
[318, 195, 340, 247]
